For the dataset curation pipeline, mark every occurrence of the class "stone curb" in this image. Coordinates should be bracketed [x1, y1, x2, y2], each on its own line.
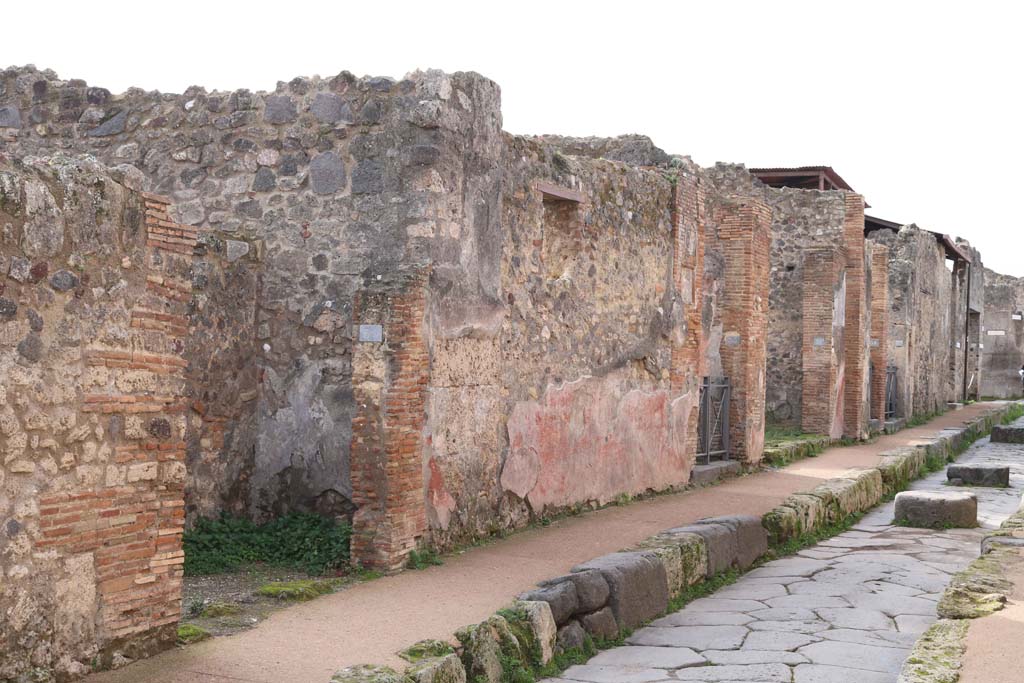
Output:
[331, 402, 1022, 683]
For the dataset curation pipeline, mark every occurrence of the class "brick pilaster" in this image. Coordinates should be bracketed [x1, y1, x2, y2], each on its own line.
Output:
[842, 194, 869, 439]
[710, 198, 771, 463]
[870, 245, 890, 422]
[37, 192, 194, 647]
[801, 246, 847, 438]
[349, 270, 430, 571]
[670, 171, 706, 462]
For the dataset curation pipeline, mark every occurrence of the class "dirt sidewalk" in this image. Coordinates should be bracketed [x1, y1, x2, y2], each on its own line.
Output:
[87, 403, 1003, 683]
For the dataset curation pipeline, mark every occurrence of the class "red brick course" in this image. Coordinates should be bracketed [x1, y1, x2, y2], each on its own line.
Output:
[801, 246, 847, 438]
[710, 198, 772, 463]
[870, 245, 890, 422]
[349, 270, 431, 571]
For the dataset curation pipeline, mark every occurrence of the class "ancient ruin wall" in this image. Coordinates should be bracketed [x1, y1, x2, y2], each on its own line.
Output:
[0, 157, 188, 680]
[869, 226, 954, 418]
[426, 140, 704, 550]
[0, 65, 488, 526]
[705, 165, 848, 428]
[980, 268, 1024, 398]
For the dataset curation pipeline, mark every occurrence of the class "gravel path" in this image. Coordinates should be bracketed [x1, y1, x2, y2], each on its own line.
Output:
[544, 435, 1024, 683]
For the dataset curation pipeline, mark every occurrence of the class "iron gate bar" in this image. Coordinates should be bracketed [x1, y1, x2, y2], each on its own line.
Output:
[697, 377, 731, 465]
[885, 366, 898, 420]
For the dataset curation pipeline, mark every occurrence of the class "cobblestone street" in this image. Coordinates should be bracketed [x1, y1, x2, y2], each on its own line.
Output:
[544, 435, 1024, 683]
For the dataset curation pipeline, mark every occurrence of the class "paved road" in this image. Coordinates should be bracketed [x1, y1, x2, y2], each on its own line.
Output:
[544, 434, 1024, 683]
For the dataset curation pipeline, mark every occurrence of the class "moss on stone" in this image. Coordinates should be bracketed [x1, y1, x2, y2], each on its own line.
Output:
[898, 619, 968, 683]
[330, 664, 404, 683]
[399, 639, 455, 663]
[176, 623, 210, 645]
[256, 578, 334, 601]
[200, 601, 242, 618]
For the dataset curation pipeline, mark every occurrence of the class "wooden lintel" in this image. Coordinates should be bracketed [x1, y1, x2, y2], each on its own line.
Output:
[536, 181, 585, 204]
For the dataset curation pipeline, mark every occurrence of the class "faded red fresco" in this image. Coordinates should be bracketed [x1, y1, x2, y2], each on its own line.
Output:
[501, 375, 698, 512]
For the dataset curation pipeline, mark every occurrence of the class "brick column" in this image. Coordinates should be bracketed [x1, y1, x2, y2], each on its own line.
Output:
[801, 246, 847, 439]
[38, 192, 192, 652]
[870, 245, 890, 422]
[711, 198, 771, 464]
[842, 194, 869, 439]
[670, 170, 706, 462]
[349, 270, 430, 571]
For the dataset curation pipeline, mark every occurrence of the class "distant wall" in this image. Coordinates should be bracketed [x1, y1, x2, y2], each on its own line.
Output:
[981, 268, 1024, 398]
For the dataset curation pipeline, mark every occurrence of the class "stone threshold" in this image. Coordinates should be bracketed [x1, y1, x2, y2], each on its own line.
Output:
[332, 401, 1024, 683]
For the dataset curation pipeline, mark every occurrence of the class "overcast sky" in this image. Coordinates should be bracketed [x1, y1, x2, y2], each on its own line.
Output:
[6, 1, 1022, 276]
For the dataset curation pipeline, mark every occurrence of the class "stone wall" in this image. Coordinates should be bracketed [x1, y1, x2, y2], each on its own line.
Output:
[0, 65, 499, 527]
[704, 165, 869, 436]
[0, 157, 188, 680]
[868, 226, 955, 418]
[980, 268, 1024, 398]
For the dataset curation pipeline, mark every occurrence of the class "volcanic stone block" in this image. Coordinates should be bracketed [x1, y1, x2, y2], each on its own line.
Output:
[695, 515, 768, 569]
[991, 425, 1024, 444]
[679, 522, 737, 576]
[571, 552, 668, 630]
[947, 464, 1009, 488]
[519, 580, 577, 625]
[895, 491, 978, 529]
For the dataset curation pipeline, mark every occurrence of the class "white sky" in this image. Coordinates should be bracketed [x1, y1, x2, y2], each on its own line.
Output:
[6, 1, 1023, 276]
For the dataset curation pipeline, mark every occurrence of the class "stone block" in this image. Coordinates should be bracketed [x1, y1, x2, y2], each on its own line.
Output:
[689, 460, 742, 486]
[678, 522, 736, 576]
[517, 600, 556, 665]
[406, 654, 466, 683]
[537, 569, 608, 615]
[991, 425, 1024, 444]
[695, 515, 768, 569]
[520, 580, 577, 625]
[571, 551, 668, 630]
[894, 491, 977, 529]
[331, 665, 403, 683]
[579, 607, 618, 640]
[641, 529, 708, 586]
[947, 464, 1009, 488]
[556, 620, 586, 652]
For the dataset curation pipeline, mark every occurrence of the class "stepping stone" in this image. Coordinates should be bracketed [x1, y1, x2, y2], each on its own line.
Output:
[588, 646, 705, 669]
[991, 425, 1024, 443]
[894, 491, 977, 528]
[947, 463, 1009, 487]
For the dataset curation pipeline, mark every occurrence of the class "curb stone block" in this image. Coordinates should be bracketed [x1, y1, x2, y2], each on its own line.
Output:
[677, 522, 737, 576]
[695, 515, 767, 569]
[455, 615, 518, 683]
[406, 654, 466, 683]
[571, 552, 668, 630]
[517, 600, 557, 665]
[562, 569, 610, 613]
[555, 620, 586, 652]
[642, 529, 708, 587]
[638, 543, 683, 597]
[331, 665, 403, 683]
[579, 606, 618, 639]
[519, 580, 577, 625]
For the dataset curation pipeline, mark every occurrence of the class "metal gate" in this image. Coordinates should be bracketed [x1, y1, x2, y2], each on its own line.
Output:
[885, 366, 898, 420]
[697, 377, 730, 465]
